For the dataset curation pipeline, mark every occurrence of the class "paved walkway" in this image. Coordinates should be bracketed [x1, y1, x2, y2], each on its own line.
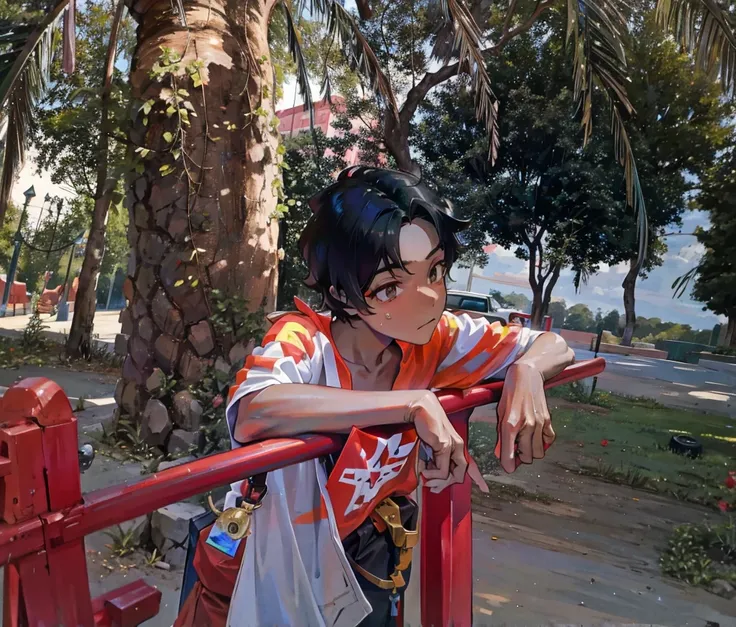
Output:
[0, 309, 122, 346]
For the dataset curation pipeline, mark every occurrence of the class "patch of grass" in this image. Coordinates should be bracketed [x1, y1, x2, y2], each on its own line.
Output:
[552, 394, 736, 511]
[547, 381, 615, 408]
[660, 518, 736, 586]
[103, 525, 138, 558]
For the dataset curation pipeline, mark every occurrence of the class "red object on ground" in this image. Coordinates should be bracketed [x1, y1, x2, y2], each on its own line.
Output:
[725, 475, 736, 489]
[601, 439, 609, 447]
[0, 359, 605, 627]
[718, 500, 730, 513]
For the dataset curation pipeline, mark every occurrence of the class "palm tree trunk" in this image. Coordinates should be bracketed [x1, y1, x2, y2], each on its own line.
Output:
[67, 0, 125, 359]
[116, 0, 280, 447]
[621, 256, 638, 347]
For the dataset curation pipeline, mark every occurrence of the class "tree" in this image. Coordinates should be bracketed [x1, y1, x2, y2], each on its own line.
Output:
[602, 309, 621, 335]
[503, 292, 531, 313]
[547, 300, 566, 328]
[0, 201, 19, 271]
[564, 303, 595, 333]
[414, 26, 630, 328]
[687, 146, 736, 347]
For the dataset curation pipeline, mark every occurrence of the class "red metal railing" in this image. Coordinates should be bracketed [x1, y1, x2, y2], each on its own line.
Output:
[0, 358, 605, 627]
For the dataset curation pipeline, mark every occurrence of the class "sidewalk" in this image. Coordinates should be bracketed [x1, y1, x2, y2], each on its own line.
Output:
[0, 309, 121, 348]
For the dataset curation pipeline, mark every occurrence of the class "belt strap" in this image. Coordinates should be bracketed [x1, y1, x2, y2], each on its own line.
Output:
[350, 498, 417, 593]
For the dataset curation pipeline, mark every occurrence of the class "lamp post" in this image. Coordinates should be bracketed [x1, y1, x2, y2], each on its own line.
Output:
[0, 186, 36, 317]
[55, 233, 85, 322]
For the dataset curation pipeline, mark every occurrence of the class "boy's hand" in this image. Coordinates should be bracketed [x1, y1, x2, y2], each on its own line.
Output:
[495, 362, 555, 473]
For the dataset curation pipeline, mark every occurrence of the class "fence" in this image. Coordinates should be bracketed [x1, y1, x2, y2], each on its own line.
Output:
[0, 358, 605, 627]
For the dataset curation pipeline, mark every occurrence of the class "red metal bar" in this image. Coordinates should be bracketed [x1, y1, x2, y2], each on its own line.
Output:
[0, 358, 605, 627]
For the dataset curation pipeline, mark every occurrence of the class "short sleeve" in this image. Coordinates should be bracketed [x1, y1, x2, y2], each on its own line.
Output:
[429, 312, 541, 389]
[225, 316, 317, 446]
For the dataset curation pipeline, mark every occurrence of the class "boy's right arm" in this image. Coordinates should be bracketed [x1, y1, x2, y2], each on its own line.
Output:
[234, 385, 468, 487]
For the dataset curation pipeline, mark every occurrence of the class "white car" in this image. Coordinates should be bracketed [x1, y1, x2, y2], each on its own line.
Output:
[445, 290, 526, 326]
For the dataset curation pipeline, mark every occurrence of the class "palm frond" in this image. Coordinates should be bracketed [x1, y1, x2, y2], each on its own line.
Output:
[298, 0, 398, 118]
[567, 0, 648, 266]
[437, 0, 499, 164]
[0, 0, 71, 226]
[672, 266, 698, 299]
[656, 0, 736, 96]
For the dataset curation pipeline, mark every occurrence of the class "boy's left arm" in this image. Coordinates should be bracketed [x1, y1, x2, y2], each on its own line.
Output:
[494, 332, 575, 473]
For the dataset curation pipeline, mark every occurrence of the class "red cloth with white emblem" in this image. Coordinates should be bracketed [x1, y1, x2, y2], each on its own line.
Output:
[327, 426, 420, 540]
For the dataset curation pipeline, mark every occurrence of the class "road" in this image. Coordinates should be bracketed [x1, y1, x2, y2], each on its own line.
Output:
[574, 347, 736, 418]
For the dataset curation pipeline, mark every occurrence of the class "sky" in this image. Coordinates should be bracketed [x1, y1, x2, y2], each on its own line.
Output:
[8, 0, 720, 331]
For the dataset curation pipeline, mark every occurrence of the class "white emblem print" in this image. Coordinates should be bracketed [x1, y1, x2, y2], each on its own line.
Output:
[338, 433, 416, 516]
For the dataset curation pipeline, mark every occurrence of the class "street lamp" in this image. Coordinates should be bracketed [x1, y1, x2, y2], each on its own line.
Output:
[55, 232, 85, 322]
[0, 186, 36, 317]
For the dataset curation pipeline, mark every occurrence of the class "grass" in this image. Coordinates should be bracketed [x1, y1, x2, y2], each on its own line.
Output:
[549, 387, 736, 510]
[469, 385, 736, 511]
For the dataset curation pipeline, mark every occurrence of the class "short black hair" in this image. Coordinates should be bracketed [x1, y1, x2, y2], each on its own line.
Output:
[299, 166, 469, 322]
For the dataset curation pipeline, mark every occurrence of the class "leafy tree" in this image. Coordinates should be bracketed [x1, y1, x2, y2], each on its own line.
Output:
[502, 292, 531, 313]
[563, 303, 595, 333]
[0, 201, 19, 271]
[602, 309, 621, 335]
[547, 300, 566, 328]
[688, 145, 736, 347]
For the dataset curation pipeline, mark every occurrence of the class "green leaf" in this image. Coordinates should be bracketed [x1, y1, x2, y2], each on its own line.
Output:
[191, 279, 199, 288]
[166, 105, 177, 117]
[174, 279, 184, 287]
[177, 89, 190, 97]
[163, 131, 174, 143]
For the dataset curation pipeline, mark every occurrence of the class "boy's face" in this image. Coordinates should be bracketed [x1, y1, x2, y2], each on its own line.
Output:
[357, 219, 448, 345]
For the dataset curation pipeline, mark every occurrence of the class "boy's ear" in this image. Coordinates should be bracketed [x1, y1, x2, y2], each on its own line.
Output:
[329, 286, 358, 317]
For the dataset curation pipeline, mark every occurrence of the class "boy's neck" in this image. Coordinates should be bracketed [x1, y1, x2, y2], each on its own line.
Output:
[331, 315, 395, 370]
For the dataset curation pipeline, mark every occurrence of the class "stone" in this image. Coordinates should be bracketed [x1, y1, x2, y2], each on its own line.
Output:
[167, 429, 198, 455]
[146, 368, 166, 394]
[139, 231, 167, 265]
[189, 320, 214, 356]
[134, 176, 148, 200]
[113, 378, 125, 406]
[122, 277, 134, 302]
[214, 357, 230, 376]
[134, 203, 150, 229]
[121, 381, 141, 416]
[172, 391, 203, 431]
[152, 290, 173, 332]
[708, 579, 736, 600]
[179, 349, 206, 384]
[119, 309, 134, 335]
[158, 455, 196, 472]
[155, 207, 171, 230]
[208, 259, 229, 291]
[180, 291, 210, 325]
[129, 335, 150, 369]
[132, 298, 148, 320]
[138, 316, 155, 342]
[168, 210, 189, 242]
[154, 334, 180, 373]
[122, 355, 146, 385]
[141, 399, 172, 447]
[127, 254, 137, 279]
[164, 308, 184, 338]
[151, 501, 206, 568]
[135, 263, 157, 300]
[149, 183, 175, 213]
[154, 561, 171, 571]
[229, 339, 255, 367]
[115, 333, 128, 357]
[127, 223, 139, 248]
[118, 514, 150, 546]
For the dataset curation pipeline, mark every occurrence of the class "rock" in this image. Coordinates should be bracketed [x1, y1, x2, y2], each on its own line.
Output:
[168, 429, 198, 455]
[146, 368, 166, 394]
[141, 399, 172, 447]
[173, 391, 203, 430]
[189, 320, 214, 356]
[135, 263, 157, 300]
[122, 355, 146, 385]
[134, 203, 150, 229]
[129, 335, 150, 369]
[131, 298, 148, 320]
[180, 290, 209, 325]
[134, 176, 148, 200]
[154, 334, 180, 373]
[138, 316, 155, 342]
[154, 561, 171, 571]
[118, 514, 150, 546]
[214, 357, 230, 376]
[113, 378, 124, 405]
[139, 231, 167, 265]
[168, 210, 189, 242]
[127, 254, 136, 281]
[179, 350, 206, 384]
[152, 290, 173, 332]
[127, 223, 139, 248]
[708, 579, 736, 600]
[119, 309, 133, 335]
[158, 455, 196, 472]
[164, 308, 184, 338]
[151, 501, 206, 568]
[229, 339, 255, 367]
[123, 277, 134, 301]
[114, 333, 128, 357]
[155, 207, 171, 230]
[208, 259, 229, 290]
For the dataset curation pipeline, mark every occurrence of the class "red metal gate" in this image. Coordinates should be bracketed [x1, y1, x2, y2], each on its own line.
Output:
[0, 359, 604, 627]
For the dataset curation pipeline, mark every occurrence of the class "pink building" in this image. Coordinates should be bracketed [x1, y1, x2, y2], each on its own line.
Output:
[276, 96, 362, 165]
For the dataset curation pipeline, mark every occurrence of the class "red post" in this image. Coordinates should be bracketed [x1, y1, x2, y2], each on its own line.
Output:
[420, 409, 474, 627]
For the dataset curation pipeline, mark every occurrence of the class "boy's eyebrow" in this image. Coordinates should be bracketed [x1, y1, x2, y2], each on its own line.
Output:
[373, 244, 443, 277]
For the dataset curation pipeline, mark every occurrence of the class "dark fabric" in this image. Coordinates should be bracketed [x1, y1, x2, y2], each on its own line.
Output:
[343, 496, 418, 627]
[180, 511, 217, 612]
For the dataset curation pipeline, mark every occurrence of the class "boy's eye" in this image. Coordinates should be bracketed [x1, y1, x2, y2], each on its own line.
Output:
[372, 283, 403, 303]
[429, 262, 446, 284]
